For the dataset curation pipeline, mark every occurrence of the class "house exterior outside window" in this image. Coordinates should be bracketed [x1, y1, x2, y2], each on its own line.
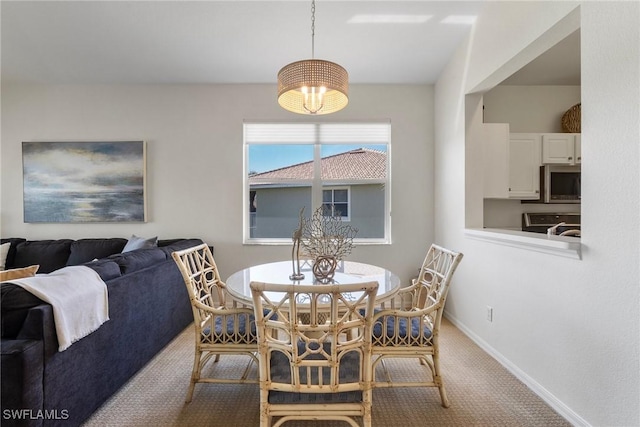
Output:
[244, 123, 391, 244]
[323, 187, 350, 220]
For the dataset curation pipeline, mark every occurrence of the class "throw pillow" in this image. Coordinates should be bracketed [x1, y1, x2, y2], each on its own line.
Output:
[122, 234, 158, 253]
[0, 242, 10, 270]
[0, 265, 40, 282]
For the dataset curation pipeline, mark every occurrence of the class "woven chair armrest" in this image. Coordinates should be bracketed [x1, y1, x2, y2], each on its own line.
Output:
[372, 303, 442, 322]
[398, 280, 422, 295]
[191, 299, 255, 316]
[227, 297, 253, 310]
[381, 281, 427, 310]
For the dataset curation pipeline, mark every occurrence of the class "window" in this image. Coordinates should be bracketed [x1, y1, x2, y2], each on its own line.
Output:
[323, 188, 350, 220]
[244, 122, 391, 244]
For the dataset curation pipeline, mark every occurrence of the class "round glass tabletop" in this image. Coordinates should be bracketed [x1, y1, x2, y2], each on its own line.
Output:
[225, 260, 400, 305]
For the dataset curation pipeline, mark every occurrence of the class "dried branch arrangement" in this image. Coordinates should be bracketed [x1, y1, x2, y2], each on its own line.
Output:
[300, 206, 358, 261]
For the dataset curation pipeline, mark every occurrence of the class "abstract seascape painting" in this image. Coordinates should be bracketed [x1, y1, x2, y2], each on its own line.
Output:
[22, 141, 146, 223]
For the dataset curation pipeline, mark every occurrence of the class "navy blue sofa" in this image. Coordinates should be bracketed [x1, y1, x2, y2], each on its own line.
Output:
[0, 237, 204, 427]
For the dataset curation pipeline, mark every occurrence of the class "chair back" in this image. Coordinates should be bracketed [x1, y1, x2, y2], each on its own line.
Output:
[250, 281, 378, 395]
[414, 244, 464, 313]
[172, 244, 255, 345]
[172, 243, 227, 314]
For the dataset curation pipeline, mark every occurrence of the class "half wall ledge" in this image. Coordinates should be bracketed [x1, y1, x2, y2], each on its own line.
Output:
[464, 228, 582, 260]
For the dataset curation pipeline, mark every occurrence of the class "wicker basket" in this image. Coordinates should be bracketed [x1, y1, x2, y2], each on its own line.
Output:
[562, 103, 581, 133]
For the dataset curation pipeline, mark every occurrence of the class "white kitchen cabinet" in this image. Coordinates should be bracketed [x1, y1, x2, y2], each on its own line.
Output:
[483, 127, 541, 200]
[542, 133, 581, 165]
[483, 123, 510, 199]
[508, 134, 541, 199]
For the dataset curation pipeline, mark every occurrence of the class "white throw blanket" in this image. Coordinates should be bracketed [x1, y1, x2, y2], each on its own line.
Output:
[8, 265, 109, 351]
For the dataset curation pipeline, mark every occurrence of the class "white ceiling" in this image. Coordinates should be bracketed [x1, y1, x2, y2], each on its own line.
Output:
[1, 1, 580, 86]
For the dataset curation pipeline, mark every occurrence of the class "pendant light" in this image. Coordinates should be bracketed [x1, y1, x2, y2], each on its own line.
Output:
[277, 0, 348, 115]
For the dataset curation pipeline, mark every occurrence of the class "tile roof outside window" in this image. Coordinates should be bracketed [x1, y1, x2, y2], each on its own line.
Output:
[249, 148, 386, 183]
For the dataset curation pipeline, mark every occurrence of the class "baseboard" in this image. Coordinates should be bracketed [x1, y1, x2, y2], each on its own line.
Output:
[444, 311, 590, 427]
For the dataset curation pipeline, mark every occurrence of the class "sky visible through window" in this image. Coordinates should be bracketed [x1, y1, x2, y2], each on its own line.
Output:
[249, 144, 387, 174]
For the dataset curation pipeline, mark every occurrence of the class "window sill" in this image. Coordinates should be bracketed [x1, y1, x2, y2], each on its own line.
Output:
[464, 228, 582, 259]
[243, 238, 391, 246]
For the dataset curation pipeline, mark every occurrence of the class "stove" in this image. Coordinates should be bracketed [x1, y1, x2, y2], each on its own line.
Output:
[522, 212, 581, 235]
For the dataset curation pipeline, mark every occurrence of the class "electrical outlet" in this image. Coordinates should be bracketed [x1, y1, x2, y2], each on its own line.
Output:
[486, 306, 493, 322]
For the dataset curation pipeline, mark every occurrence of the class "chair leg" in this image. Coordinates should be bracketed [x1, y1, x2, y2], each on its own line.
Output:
[379, 358, 392, 383]
[259, 404, 270, 427]
[363, 391, 372, 427]
[185, 350, 201, 403]
[437, 382, 450, 408]
[432, 353, 450, 408]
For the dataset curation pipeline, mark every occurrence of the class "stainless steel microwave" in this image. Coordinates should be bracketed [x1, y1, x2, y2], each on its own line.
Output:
[544, 165, 581, 203]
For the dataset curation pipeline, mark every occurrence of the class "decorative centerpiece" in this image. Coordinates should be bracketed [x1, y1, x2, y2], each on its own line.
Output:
[300, 206, 358, 281]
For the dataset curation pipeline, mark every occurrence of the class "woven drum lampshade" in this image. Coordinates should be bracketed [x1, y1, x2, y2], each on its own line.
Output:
[277, 59, 349, 115]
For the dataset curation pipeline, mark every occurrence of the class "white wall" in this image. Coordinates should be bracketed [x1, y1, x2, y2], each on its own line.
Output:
[0, 84, 433, 284]
[483, 85, 581, 133]
[436, 2, 639, 426]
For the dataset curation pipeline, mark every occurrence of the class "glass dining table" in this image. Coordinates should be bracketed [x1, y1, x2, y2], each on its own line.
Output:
[225, 260, 401, 306]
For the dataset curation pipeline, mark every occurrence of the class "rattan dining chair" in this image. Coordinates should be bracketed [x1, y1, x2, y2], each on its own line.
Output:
[172, 244, 258, 403]
[250, 281, 379, 427]
[370, 244, 463, 407]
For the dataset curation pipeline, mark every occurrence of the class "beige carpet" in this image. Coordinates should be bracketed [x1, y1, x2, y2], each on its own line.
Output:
[83, 318, 570, 427]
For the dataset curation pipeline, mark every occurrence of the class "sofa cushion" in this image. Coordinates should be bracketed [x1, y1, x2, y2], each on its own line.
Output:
[84, 259, 122, 282]
[13, 240, 73, 274]
[1, 338, 44, 424]
[109, 248, 166, 275]
[158, 238, 207, 257]
[66, 238, 128, 266]
[157, 238, 184, 247]
[1, 283, 45, 338]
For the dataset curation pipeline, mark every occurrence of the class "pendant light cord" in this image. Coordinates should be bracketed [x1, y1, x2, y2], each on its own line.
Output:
[311, 0, 315, 59]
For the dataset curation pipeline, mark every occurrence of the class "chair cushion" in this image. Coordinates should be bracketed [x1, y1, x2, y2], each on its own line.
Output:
[372, 314, 433, 346]
[201, 312, 258, 344]
[268, 342, 363, 404]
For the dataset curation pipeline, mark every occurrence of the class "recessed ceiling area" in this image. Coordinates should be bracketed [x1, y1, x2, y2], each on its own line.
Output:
[500, 29, 581, 86]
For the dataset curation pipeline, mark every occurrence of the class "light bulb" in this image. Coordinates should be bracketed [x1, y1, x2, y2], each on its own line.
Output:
[303, 86, 326, 114]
